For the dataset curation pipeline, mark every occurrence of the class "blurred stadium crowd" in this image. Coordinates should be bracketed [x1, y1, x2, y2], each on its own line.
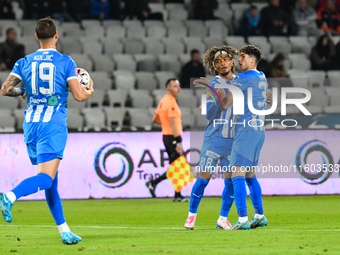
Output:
[1, 0, 340, 132]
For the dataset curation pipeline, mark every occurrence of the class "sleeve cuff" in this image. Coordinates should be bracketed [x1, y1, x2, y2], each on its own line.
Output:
[10, 72, 22, 80]
[67, 76, 78, 81]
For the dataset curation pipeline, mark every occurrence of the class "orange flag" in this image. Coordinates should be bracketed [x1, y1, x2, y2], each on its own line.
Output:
[166, 155, 197, 192]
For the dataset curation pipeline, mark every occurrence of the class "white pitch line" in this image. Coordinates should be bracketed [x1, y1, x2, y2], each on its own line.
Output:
[0, 225, 340, 231]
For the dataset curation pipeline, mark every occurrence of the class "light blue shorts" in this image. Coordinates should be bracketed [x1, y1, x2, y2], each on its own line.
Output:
[198, 136, 233, 172]
[23, 122, 68, 165]
[230, 130, 265, 168]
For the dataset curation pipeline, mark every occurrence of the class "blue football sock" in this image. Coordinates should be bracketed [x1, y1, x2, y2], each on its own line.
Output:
[246, 175, 264, 215]
[220, 179, 234, 217]
[189, 178, 209, 213]
[11, 173, 53, 200]
[232, 176, 248, 217]
[45, 172, 66, 225]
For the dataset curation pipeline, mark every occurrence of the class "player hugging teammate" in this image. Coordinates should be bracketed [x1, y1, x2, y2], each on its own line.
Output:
[185, 45, 270, 230]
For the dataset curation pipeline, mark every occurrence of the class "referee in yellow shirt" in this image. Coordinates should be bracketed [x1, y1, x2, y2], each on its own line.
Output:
[146, 79, 188, 202]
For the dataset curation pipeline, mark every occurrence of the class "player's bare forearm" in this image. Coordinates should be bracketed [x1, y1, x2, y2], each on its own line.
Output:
[1, 75, 22, 97]
[152, 114, 161, 124]
[169, 117, 180, 137]
[218, 92, 233, 111]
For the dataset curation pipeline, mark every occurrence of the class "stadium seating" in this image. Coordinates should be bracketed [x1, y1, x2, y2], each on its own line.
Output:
[103, 107, 126, 130]
[67, 108, 84, 132]
[163, 38, 185, 54]
[82, 108, 108, 132]
[0, 109, 15, 132]
[158, 54, 181, 74]
[86, 89, 106, 108]
[135, 72, 158, 91]
[113, 70, 136, 90]
[134, 54, 157, 72]
[143, 38, 165, 55]
[91, 54, 115, 72]
[129, 89, 154, 108]
[107, 89, 127, 107]
[102, 38, 124, 54]
[113, 54, 137, 71]
[3, 4, 340, 133]
[127, 108, 152, 130]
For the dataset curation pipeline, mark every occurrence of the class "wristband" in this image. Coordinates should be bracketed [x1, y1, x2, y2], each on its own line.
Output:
[20, 87, 25, 96]
[174, 135, 182, 143]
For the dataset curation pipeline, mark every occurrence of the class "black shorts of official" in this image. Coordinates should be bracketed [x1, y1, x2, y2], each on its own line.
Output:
[163, 135, 181, 164]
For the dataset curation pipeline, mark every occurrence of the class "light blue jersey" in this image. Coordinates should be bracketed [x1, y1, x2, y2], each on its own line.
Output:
[204, 75, 236, 139]
[11, 49, 78, 127]
[232, 70, 268, 133]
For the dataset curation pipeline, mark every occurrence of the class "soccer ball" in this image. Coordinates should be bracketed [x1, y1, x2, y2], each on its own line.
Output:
[76, 68, 91, 90]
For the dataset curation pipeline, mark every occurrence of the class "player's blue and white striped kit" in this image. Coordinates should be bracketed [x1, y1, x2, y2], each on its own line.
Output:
[198, 76, 236, 172]
[11, 49, 78, 165]
[230, 70, 268, 167]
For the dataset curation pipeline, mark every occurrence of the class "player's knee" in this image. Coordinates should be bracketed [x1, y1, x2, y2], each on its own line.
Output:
[37, 173, 54, 189]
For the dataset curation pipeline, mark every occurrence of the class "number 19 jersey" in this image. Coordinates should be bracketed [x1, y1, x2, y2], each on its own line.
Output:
[11, 48, 78, 127]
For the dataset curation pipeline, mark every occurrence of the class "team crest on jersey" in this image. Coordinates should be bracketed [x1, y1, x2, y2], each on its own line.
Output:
[48, 96, 58, 106]
[205, 150, 220, 159]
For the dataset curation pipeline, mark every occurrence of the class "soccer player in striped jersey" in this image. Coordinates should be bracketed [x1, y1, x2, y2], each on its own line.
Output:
[184, 46, 238, 230]
[0, 18, 94, 244]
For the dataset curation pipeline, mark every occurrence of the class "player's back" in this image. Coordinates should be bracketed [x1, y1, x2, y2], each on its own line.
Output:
[11, 49, 77, 127]
[233, 70, 268, 132]
[204, 76, 235, 139]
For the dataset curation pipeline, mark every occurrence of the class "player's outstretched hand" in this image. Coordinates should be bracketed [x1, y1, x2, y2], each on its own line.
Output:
[176, 143, 183, 155]
[266, 89, 272, 103]
[193, 77, 211, 88]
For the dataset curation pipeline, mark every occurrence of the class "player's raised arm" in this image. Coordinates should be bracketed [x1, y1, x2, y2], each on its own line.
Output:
[68, 78, 94, 102]
[1, 74, 25, 97]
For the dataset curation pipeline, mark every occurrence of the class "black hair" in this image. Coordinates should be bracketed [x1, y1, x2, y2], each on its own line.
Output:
[35, 17, 57, 40]
[165, 78, 178, 88]
[239, 45, 262, 64]
[190, 49, 199, 56]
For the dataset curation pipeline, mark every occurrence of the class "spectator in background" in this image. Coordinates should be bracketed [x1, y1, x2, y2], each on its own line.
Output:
[67, 0, 92, 21]
[0, 28, 25, 71]
[180, 49, 205, 89]
[318, 0, 340, 11]
[0, 0, 15, 19]
[269, 53, 293, 88]
[237, 5, 262, 37]
[260, 0, 296, 36]
[280, 0, 298, 14]
[317, 0, 340, 35]
[124, 0, 163, 21]
[293, 0, 323, 36]
[311, 34, 339, 70]
[50, 1, 74, 22]
[194, 0, 218, 20]
[90, 0, 112, 20]
[109, 0, 124, 20]
[24, 0, 49, 20]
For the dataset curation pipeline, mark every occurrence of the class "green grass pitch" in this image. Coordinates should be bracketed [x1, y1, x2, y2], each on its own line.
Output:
[0, 195, 339, 254]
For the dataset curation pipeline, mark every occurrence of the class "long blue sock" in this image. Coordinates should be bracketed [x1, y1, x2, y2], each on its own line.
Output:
[189, 178, 209, 213]
[220, 179, 234, 217]
[231, 176, 247, 217]
[45, 172, 66, 225]
[11, 173, 53, 200]
[246, 175, 264, 215]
